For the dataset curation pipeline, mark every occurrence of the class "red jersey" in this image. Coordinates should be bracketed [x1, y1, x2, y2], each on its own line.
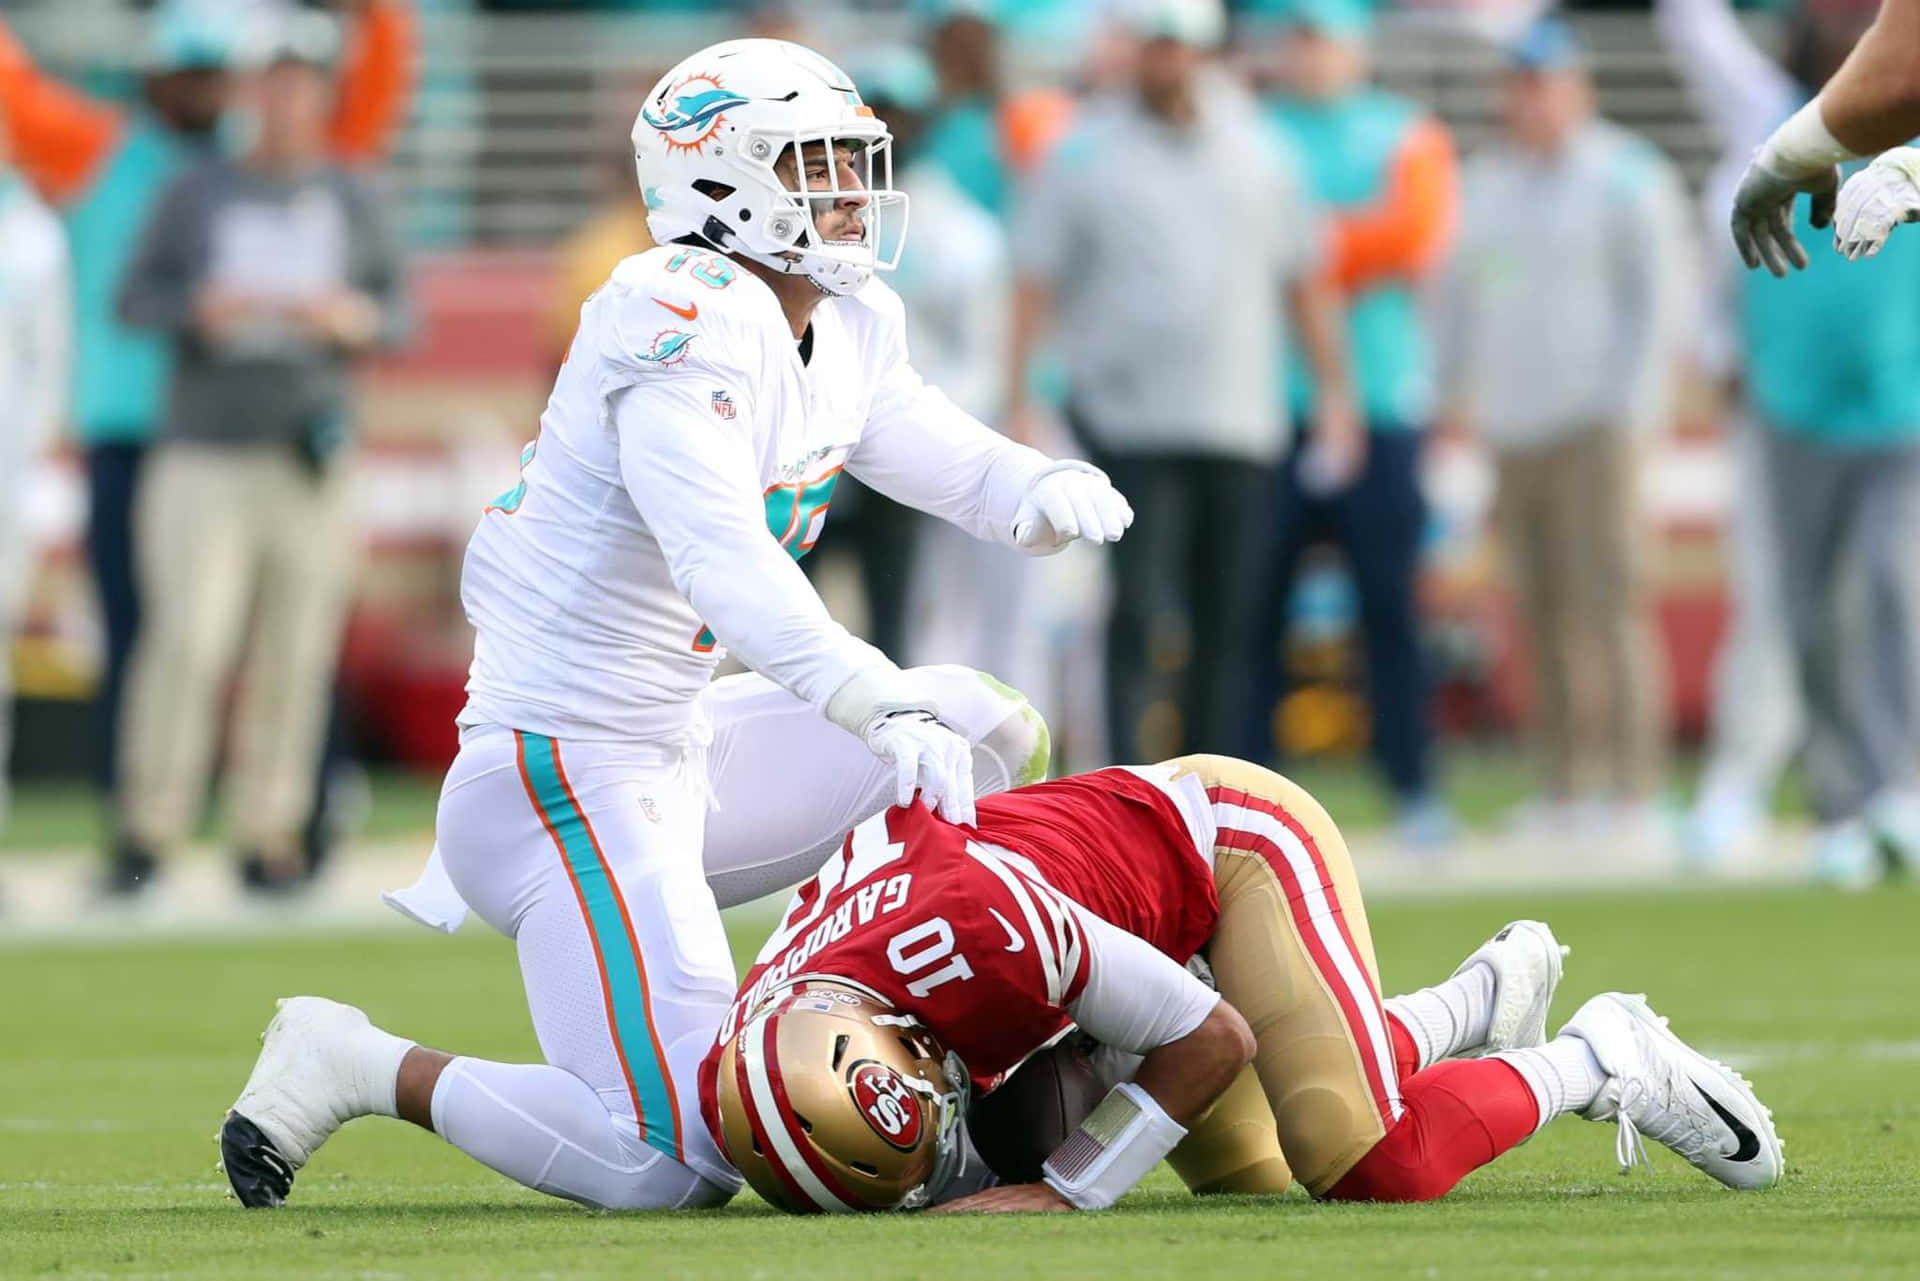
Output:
[969, 768, 1219, 958]
[699, 768, 1217, 1137]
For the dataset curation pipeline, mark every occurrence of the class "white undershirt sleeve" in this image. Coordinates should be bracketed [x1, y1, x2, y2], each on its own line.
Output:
[612, 381, 889, 712]
[1065, 906, 1220, 1057]
[1655, 0, 1802, 154]
[26, 229, 71, 462]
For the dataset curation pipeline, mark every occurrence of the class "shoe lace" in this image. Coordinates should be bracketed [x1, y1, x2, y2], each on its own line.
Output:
[1611, 1060, 1718, 1174]
[1610, 1079, 1654, 1173]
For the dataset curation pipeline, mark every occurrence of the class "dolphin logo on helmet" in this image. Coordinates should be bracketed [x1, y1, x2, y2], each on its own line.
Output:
[631, 38, 910, 297]
[641, 74, 751, 154]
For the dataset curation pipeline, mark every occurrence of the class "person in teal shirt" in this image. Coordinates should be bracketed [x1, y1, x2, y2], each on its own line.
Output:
[1661, 0, 1920, 883]
[1244, 0, 1461, 848]
[919, 1, 1009, 218]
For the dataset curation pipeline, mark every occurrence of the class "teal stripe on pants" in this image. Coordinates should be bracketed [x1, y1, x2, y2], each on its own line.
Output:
[517, 731, 681, 1162]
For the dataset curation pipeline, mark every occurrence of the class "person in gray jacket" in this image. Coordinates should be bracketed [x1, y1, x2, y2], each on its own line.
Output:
[1008, 0, 1354, 766]
[1439, 20, 1695, 844]
[115, 9, 406, 895]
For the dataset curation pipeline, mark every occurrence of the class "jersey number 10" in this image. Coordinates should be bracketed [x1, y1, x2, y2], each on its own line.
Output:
[887, 917, 975, 999]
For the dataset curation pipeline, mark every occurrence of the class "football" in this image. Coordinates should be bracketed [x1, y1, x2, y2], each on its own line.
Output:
[966, 1034, 1105, 1183]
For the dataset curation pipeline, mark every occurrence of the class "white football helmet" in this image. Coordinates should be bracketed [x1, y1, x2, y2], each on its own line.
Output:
[633, 39, 908, 297]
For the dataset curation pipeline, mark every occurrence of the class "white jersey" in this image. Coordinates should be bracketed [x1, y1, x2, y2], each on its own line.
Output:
[459, 244, 1051, 742]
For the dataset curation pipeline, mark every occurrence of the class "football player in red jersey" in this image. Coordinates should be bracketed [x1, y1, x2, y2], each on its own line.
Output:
[706, 756, 1783, 1213]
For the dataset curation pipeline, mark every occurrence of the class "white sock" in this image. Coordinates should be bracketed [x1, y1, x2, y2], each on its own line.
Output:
[349, 1025, 415, 1120]
[1494, 1036, 1608, 1132]
[1385, 964, 1496, 1071]
[428, 1057, 726, 1211]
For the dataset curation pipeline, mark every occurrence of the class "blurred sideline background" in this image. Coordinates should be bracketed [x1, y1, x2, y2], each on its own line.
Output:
[0, 0, 1882, 936]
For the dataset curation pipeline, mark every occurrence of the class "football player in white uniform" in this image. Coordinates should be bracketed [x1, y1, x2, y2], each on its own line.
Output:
[215, 38, 1132, 1213]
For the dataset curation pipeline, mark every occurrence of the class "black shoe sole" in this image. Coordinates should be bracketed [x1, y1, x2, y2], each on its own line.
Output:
[220, 1111, 296, 1208]
[238, 855, 309, 898]
[104, 849, 159, 898]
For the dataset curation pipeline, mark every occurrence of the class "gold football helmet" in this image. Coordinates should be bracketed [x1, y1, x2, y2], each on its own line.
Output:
[713, 981, 967, 1213]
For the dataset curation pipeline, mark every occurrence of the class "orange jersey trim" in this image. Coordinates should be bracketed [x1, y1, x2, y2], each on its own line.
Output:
[327, 0, 418, 165]
[1329, 117, 1459, 294]
[0, 17, 122, 204]
[0, 0, 416, 204]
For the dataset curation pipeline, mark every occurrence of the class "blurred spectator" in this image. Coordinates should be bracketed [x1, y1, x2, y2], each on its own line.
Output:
[0, 0, 412, 814]
[861, 45, 1093, 755]
[0, 115, 70, 830]
[854, 48, 1016, 671]
[1439, 20, 1692, 842]
[922, 1, 1008, 216]
[1249, 0, 1457, 846]
[866, 41, 1105, 769]
[1010, 0, 1353, 764]
[743, 0, 809, 42]
[114, 9, 410, 896]
[1684, 393, 1806, 862]
[1661, 0, 1920, 883]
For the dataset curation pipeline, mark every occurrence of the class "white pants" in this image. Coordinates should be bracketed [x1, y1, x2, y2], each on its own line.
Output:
[427, 666, 1046, 1210]
[1697, 418, 1804, 805]
[0, 501, 24, 829]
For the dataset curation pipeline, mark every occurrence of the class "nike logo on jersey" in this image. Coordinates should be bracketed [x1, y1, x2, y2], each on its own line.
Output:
[1694, 1081, 1762, 1162]
[654, 297, 698, 320]
[989, 908, 1026, 953]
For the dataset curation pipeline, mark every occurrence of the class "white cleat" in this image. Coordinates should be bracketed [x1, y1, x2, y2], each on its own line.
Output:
[1454, 919, 1568, 1055]
[219, 997, 378, 1208]
[1561, 992, 1784, 1190]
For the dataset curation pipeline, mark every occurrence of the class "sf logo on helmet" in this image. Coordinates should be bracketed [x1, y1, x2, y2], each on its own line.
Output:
[642, 73, 749, 154]
[849, 1062, 922, 1150]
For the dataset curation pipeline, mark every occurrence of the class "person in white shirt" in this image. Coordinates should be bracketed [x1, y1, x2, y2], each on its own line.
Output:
[0, 131, 70, 830]
[852, 51, 1061, 733]
[214, 39, 1133, 1213]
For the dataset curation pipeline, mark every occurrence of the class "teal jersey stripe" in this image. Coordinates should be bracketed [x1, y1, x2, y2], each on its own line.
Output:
[516, 731, 682, 1162]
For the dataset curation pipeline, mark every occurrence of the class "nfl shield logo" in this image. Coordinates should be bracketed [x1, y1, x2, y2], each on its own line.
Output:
[711, 390, 736, 420]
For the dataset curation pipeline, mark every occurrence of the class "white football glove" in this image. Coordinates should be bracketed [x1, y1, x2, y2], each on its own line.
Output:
[825, 667, 977, 825]
[1011, 460, 1134, 555]
[1834, 148, 1920, 261]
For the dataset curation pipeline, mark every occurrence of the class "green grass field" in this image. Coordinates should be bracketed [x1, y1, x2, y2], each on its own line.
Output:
[0, 746, 1809, 855]
[4, 886, 1918, 1280]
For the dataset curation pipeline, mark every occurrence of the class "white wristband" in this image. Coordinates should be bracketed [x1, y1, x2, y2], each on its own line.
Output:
[1040, 1081, 1187, 1211]
[1757, 99, 1859, 181]
[822, 663, 911, 737]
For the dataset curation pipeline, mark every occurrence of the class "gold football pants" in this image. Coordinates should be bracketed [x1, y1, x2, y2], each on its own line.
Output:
[1160, 755, 1401, 1197]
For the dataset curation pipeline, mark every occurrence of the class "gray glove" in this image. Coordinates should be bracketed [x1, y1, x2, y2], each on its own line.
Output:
[1730, 155, 1840, 277]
